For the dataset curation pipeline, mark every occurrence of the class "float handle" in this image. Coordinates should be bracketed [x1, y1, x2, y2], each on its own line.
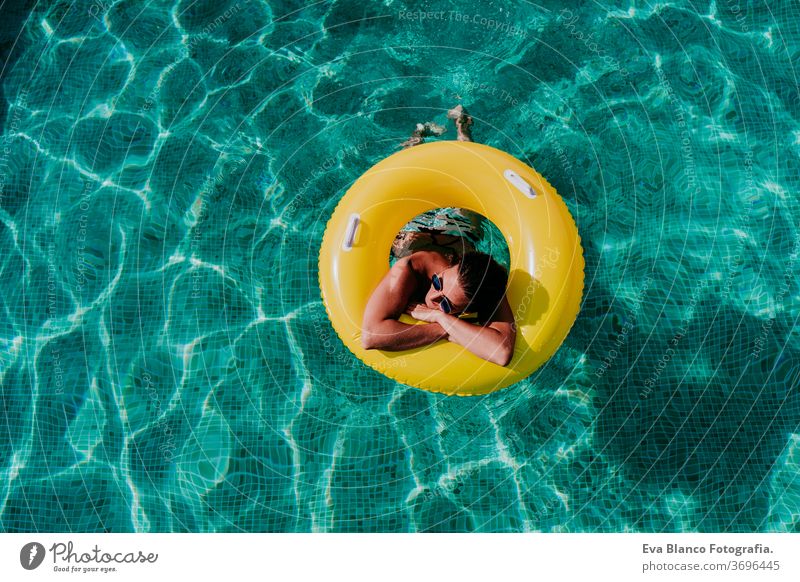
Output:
[342, 213, 360, 251]
[504, 169, 538, 199]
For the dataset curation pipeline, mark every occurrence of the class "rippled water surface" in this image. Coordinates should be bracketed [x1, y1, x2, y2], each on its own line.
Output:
[1, 0, 799, 532]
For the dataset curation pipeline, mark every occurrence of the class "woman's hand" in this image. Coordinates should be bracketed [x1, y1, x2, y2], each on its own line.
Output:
[405, 303, 444, 323]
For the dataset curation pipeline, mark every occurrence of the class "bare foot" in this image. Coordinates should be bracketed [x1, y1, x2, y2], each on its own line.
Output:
[400, 135, 424, 149]
[447, 105, 474, 142]
[418, 121, 446, 137]
[399, 121, 447, 149]
[446, 105, 466, 120]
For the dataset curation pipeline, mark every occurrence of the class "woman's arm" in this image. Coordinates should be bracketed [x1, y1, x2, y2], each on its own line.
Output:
[406, 296, 516, 366]
[361, 256, 448, 350]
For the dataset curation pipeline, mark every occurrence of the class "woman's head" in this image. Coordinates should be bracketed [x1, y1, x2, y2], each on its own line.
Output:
[456, 251, 509, 320]
[424, 251, 508, 319]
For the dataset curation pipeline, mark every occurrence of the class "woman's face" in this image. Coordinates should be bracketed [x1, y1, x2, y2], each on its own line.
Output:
[424, 265, 470, 315]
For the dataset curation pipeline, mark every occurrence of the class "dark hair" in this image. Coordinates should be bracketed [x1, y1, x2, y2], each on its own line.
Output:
[456, 251, 508, 320]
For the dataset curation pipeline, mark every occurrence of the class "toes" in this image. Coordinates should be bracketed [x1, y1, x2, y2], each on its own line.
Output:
[447, 105, 465, 119]
[418, 121, 446, 137]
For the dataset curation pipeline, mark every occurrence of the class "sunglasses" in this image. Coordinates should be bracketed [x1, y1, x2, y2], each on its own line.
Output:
[431, 273, 454, 314]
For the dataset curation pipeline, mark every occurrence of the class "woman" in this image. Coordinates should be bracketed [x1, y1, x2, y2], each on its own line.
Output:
[361, 106, 516, 366]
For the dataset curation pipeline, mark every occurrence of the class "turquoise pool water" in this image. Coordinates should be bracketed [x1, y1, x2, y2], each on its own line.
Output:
[0, 0, 798, 532]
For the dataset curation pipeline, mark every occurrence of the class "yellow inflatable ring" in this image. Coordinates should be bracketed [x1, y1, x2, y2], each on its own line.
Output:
[318, 141, 584, 396]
